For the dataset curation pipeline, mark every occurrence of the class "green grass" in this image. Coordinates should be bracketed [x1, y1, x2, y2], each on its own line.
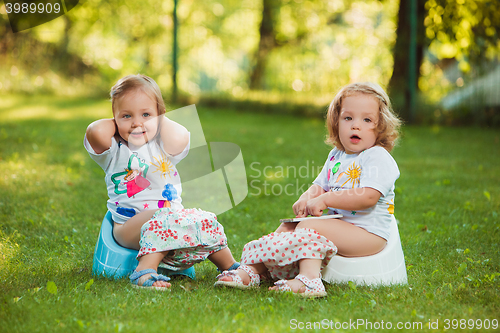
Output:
[0, 94, 499, 332]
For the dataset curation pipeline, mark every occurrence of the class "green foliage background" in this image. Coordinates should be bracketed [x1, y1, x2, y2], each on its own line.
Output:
[1, 0, 499, 122]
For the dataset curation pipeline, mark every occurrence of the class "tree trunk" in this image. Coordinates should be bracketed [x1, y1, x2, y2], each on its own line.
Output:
[249, 0, 278, 90]
[388, 0, 426, 122]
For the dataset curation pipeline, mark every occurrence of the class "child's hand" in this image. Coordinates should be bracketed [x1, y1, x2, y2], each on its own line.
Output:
[292, 198, 309, 217]
[305, 195, 327, 217]
[293, 184, 326, 217]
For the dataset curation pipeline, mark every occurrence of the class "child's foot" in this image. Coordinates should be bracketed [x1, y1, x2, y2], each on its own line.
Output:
[269, 278, 307, 293]
[214, 265, 260, 289]
[218, 269, 250, 285]
[270, 274, 327, 298]
[138, 273, 171, 288]
[130, 269, 171, 290]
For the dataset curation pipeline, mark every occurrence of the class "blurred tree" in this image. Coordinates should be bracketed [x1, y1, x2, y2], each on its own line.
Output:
[249, 0, 330, 90]
[249, 0, 311, 89]
[425, 0, 500, 72]
[0, 13, 94, 93]
[388, 0, 500, 121]
[246, 0, 399, 96]
[1, 0, 398, 103]
[387, 0, 425, 121]
[249, 0, 279, 90]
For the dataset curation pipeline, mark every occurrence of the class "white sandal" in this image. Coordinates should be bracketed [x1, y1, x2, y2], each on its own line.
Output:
[214, 265, 260, 289]
[273, 274, 327, 298]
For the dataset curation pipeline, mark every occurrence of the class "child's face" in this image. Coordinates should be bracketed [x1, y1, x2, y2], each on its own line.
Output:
[338, 93, 379, 154]
[114, 89, 160, 147]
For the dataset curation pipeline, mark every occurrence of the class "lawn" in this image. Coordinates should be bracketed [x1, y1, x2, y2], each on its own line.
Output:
[0, 95, 499, 332]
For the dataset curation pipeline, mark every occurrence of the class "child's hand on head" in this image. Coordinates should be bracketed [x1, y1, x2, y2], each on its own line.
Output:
[305, 196, 327, 217]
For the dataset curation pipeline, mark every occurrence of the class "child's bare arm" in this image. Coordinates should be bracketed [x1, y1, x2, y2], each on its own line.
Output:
[306, 187, 381, 216]
[86, 118, 117, 154]
[159, 117, 189, 156]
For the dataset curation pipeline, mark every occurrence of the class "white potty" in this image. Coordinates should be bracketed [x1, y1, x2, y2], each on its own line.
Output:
[322, 216, 407, 286]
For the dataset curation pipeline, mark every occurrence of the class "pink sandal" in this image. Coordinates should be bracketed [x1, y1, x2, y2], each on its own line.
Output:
[273, 274, 327, 298]
[214, 265, 260, 289]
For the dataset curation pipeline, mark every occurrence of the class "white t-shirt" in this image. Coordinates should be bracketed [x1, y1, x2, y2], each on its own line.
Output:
[313, 145, 399, 240]
[84, 135, 190, 224]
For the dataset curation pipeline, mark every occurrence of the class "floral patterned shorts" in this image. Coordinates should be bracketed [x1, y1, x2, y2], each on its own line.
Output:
[137, 208, 227, 271]
[241, 228, 337, 280]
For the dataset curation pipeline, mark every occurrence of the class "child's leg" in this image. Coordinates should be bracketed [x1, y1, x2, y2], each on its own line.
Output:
[218, 227, 336, 290]
[207, 247, 238, 271]
[269, 258, 322, 293]
[114, 210, 170, 288]
[295, 218, 386, 257]
[274, 222, 298, 233]
[268, 219, 386, 294]
[134, 251, 171, 288]
[214, 235, 271, 287]
[113, 209, 159, 250]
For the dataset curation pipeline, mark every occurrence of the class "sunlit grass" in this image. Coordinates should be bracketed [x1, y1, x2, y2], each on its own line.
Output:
[194, 90, 334, 118]
[0, 94, 499, 332]
[0, 94, 110, 121]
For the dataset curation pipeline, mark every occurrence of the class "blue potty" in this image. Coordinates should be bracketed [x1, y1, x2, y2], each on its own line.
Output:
[92, 211, 196, 280]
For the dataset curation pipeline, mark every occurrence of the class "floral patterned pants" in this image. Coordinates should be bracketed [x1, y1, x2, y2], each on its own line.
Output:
[137, 208, 227, 271]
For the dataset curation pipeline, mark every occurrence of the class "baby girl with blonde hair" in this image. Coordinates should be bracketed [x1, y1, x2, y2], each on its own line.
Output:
[216, 82, 401, 297]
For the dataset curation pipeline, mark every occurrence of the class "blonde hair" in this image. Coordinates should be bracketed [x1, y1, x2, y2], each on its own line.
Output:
[110, 74, 166, 115]
[325, 82, 402, 152]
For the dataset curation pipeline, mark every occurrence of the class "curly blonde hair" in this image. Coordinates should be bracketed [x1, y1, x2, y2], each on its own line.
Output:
[110, 74, 166, 116]
[325, 82, 402, 152]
